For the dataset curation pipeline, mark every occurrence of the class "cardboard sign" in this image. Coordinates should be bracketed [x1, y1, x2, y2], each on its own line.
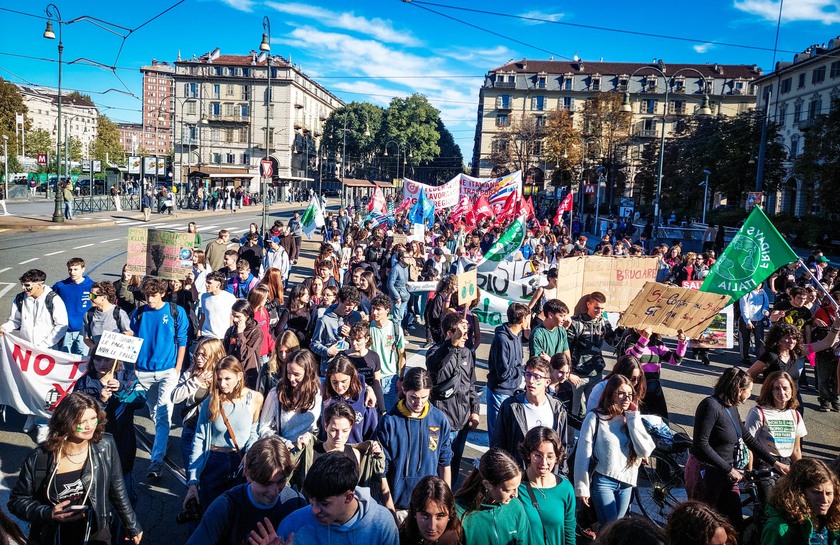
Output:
[618, 282, 731, 338]
[456, 269, 478, 306]
[126, 228, 196, 280]
[95, 331, 144, 364]
[407, 281, 438, 294]
[392, 233, 408, 247]
[690, 305, 735, 349]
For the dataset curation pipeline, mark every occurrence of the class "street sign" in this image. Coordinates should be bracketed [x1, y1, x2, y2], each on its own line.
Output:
[584, 184, 596, 195]
[746, 192, 763, 209]
[37, 154, 47, 165]
[260, 160, 273, 178]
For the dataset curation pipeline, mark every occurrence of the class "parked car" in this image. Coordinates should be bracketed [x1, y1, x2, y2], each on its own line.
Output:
[77, 179, 105, 196]
[323, 189, 341, 197]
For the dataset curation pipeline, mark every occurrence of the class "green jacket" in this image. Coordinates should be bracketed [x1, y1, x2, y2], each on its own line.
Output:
[761, 505, 840, 545]
[456, 499, 529, 545]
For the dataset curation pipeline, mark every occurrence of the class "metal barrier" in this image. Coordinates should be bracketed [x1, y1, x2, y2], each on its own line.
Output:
[73, 195, 140, 213]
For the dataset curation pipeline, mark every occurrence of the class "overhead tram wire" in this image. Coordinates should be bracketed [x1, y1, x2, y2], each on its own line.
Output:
[403, 0, 799, 55]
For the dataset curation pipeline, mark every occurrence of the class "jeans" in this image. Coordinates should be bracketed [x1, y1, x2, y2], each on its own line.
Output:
[392, 297, 408, 330]
[60, 331, 88, 356]
[181, 425, 197, 470]
[449, 427, 470, 488]
[64, 199, 74, 219]
[135, 368, 178, 464]
[738, 320, 765, 361]
[199, 450, 241, 509]
[816, 358, 839, 404]
[381, 374, 399, 413]
[485, 388, 510, 445]
[571, 372, 601, 419]
[590, 473, 633, 526]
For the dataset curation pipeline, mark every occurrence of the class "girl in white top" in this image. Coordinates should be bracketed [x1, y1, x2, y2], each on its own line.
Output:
[574, 374, 656, 527]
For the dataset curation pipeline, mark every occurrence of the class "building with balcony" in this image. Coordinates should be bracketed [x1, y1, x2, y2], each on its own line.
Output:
[140, 60, 175, 156]
[471, 59, 762, 205]
[754, 38, 840, 217]
[172, 48, 343, 196]
[16, 84, 99, 160]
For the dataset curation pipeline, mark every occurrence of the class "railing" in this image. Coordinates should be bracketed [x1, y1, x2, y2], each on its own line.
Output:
[73, 195, 141, 213]
[494, 81, 516, 89]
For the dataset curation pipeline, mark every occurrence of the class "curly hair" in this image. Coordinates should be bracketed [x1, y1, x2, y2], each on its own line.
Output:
[769, 458, 840, 531]
[45, 392, 107, 455]
[764, 322, 805, 359]
[665, 500, 737, 545]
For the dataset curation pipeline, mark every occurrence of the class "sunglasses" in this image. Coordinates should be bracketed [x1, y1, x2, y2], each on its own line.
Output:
[88, 292, 105, 300]
[524, 371, 546, 382]
[21, 282, 43, 291]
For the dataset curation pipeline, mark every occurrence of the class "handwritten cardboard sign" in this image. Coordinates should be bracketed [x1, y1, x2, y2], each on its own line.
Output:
[617, 282, 731, 338]
[456, 269, 478, 306]
[95, 331, 144, 364]
[126, 227, 196, 280]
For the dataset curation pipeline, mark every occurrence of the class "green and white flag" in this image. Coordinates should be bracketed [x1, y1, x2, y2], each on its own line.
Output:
[480, 213, 528, 268]
[301, 196, 325, 239]
[701, 206, 798, 301]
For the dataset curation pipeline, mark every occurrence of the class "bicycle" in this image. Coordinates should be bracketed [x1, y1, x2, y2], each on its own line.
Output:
[633, 418, 693, 526]
[740, 467, 774, 545]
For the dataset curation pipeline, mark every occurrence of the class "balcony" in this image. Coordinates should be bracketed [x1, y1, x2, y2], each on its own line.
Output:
[496, 100, 513, 111]
[639, 129, 658, 137]
[207, 113, 250, 123]
[494, 81, 516, 89]
[798, 117, 821, 131]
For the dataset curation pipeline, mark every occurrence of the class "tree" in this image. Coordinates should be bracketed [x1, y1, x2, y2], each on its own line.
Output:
[27, 128, 52, 155]
[90, 115, 124, 165]
[580, 92, 631, 209]
[0, 78, 29, 160]
[795, 98, 840, 215]
[542, 109, 582, 187]
[414, 119, 463, 184]
[380, 94, 441, 180]
[322, 102, 385, 179]
[69, 136, 83, 162]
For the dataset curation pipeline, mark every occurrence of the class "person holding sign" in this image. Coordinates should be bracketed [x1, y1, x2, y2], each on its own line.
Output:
[567, 292, 615, 419]
[9, 392, 143, 545]
[82, 282, 133, 349]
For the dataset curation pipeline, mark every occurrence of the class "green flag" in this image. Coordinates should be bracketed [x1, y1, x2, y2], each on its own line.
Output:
[301, 196, 324, 239]
[482, 213, 527, 264]
[700, 206, 798, 300]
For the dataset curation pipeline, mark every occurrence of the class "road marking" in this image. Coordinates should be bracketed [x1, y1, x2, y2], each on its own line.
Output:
[73, 244, 94, 249]
[100, 238, 122, 244]
[0, 282, 16, 299]
[115, 220, 133, 224]
[44, 250, 65, 256]
[199, 225, 219, 232]
[0, 267, 10, 275]
[120, 221, 143, 226]
[19, 258, 39, 264]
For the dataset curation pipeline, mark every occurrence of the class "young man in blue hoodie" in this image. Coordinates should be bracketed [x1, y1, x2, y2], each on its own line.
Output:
[130, 276, 188, 479]
[52, 257, 94, 356]
[486, 302, 530, 443]
[275, 451, 398, 545]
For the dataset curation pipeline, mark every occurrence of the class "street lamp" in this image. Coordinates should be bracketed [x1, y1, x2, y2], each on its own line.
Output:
[384, 140, 400, 182]
[44, 3, 64, 223]
[621, 64, 711, 232]
[700, 169, 711, 224]
[260, 16, 271, 236]
[2, 135, 8, 205]
[402, 142, 413, 179]
[595, 165, 606, 235]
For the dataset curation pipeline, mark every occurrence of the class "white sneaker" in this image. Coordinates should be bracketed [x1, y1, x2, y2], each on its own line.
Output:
[35, 425, 49, 444]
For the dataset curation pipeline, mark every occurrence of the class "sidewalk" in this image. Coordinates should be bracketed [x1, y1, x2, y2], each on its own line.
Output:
[0, 200, 311, 232]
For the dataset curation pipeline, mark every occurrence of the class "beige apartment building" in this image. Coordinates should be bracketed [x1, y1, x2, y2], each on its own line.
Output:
[172, 48, 342, 197]
[471, 59, 762, 206]
[16, 84, 99, 161]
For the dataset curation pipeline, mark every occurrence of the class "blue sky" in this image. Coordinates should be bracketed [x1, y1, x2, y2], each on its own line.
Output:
[1, 0, 838, 163]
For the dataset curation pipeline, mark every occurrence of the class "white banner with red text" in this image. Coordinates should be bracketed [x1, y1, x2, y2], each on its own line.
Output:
[0, 333, 88, 418]
[402, 171, 522, 210]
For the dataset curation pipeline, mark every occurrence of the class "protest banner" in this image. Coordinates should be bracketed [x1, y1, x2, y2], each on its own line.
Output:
[403, 178, 460, 209]
[407, 281, 438, 294]
[618, 282, 731, 338]
[682, 281, 734, 349]
[402, 171, 523, 211]
[392, 233, 408, 246]
[456, 269, 478, 306]
[126, 227, 197, 280]
[0, 333, 87, 418]
[95, 331, 144, 364]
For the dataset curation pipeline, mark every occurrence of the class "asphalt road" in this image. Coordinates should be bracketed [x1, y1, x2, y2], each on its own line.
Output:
[0, 201, 838, 544]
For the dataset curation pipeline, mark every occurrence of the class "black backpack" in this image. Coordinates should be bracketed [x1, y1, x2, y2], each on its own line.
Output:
[14, 292, 58, 325]
[134, 302, 180, 343]
[83, 305, 125, 336]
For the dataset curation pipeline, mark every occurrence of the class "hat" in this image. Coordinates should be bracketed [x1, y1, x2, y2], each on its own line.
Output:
[818, 256, 830, 263]
[270, 236, 281, 243]
[433, 248, 444, 256]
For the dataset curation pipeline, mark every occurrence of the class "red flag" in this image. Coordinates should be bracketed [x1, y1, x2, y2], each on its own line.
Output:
[449, 194, 471, 223]
[554, 192, 573, 224]
[368, 187, 387, 214]
[393, 198, 412, 215]
[474, 194, 493, 223]
[495, 190, 519, 224]
[520, 196, 534, 221]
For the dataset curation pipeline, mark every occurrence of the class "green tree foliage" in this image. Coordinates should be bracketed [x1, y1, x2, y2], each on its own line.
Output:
[543, 109, 582, 185]
[581, 93, 631, 207]
[322, 102, 384, 178]
[0, 78, 30, 160]
[90, 115, 124, 165]
[795, 99, 840, 215]
[380, 94, 441, 179]
[69, 136, 83, 162]
[27, 128, 52, 155]
[414, 120, 463, 184]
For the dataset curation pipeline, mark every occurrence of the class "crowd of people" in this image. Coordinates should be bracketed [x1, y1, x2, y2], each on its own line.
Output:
[1, 198, 840, 545]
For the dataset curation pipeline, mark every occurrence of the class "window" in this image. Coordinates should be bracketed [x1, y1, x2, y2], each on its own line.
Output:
[242, 85, 250, 100]
[733, 81, 745, 94]
[617, 77, 628, 91]
[669, 100, 686, 115]
[226, 84, 235, 97]
[641, 119, 656, 137]
[185, 83, 198, 98]
[673, 78, 685, 92]
[591, 77, 601, 91]
[268, 105, 274, 119]
[808, 96, 822, 119]
[241, 104, 249, 117]
[226, 153, 235, 164]
[242, 153, 250, 165]
[562, 96, 573, 111]
[645, 76, 658, 91]
[224, 103, 235, 116]
[779, 103, 787, 127]
[790, 135, 799, 158]
[242, 68, 250, 77]
[508, 75, 516, 83]
[534, 115, 546, 128]
[264, 87, 273, 104]
[533, 140, 543, 155]
[794, 101, 803, 122]
[491, 138, 508, 153]
[211, 128, 220, 142]
[497, 95, 511, 109]
[496, 114, 510, 127]
[564, 77, 573, 90]
[537, 76, 546, 89]
[831, 61, 840, 79]
[213, 67, 222, 76]
[532, 95, 545, 111]
[211, 102, 221, 116]
[641, 99, 658, 114]
[798, 73, 806, 89]
[212, 152, 221, 164]
[212, 84, 220, 99]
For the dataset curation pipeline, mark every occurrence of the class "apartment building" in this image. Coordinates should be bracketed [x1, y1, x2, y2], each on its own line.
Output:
[140, 60, 175, 156]
[117, 123, 144, 155]
[17, 84, 99, 159]
[172, 48, 342, 196]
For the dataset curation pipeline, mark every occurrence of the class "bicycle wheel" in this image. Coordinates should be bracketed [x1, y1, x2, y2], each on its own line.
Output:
[634, 452, 688, 526]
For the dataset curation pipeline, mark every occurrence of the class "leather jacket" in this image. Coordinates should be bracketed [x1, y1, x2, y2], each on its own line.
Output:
[9, 434, 142, 544]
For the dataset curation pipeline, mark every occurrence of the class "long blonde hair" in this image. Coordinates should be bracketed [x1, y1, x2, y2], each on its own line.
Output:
[189, 337, 226, 374]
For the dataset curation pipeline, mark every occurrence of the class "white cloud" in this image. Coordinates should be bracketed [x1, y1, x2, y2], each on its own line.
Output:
[734, 0, 840, 24]
[218, 0, 254, 12]
[517, 10, 565, 24]
[693, 43, 715, 53]
[444, 45, 515, 64]
[265, 2, 420, 46]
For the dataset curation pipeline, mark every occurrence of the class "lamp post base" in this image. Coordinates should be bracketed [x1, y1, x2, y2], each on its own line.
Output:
[52, 192, 64, 223]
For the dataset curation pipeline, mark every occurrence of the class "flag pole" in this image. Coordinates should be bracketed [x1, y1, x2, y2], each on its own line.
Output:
[797, 258, 839, 309]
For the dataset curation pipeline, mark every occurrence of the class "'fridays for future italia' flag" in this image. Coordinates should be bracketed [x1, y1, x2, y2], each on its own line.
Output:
[301, 196, 325, 239]
[482, 212, 528, 264]
[700, 206, 798, 301]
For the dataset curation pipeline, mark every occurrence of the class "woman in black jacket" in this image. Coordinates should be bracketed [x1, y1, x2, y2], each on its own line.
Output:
[9, 392, 142, 545]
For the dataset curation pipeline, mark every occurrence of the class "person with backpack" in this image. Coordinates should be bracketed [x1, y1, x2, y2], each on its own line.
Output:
[82, 281, 132, 349]
[52, 257, 95, 356]
[130, 276, 189, 480]
[226, 260, 259, 299]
